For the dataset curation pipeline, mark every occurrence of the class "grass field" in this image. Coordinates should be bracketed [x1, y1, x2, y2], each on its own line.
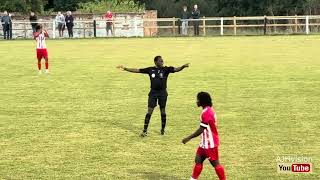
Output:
[0, 36, 319, 179]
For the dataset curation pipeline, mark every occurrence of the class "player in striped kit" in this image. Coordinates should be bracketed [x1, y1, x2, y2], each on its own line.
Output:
[34, 24, 49, 74]
[182, 92, 226, 180]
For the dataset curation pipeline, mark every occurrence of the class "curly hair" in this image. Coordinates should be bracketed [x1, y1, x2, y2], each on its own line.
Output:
[197, 92, 212, 107]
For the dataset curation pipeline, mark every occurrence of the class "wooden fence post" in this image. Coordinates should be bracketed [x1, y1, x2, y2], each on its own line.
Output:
[93, 20, 97, 37]
[203, 16, 206, 36]
[23, 21, 28, 38]
[173, 17, 176, 35]
[295, 14, 298, 33]
[306, 16, 310, 34]
[233, 16, 237, 35]
[83, 23, 86, 38]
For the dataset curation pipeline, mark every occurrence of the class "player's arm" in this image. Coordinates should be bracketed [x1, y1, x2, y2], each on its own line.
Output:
[33, 32, 40, 39]
[43, 30, 49, 38]
[182, 126, 205, 144]
[174, 63, 189, 72]
[117, 65, 141, 73]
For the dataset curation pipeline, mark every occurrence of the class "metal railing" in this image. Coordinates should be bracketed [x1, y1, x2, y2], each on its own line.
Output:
[1, 15, 320, 39]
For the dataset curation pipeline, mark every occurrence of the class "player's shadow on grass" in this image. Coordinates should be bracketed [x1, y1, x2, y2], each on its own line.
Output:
[130, 171, 183, 180]
[117, 122, 137, 133]
[115, 116, 160, 136]
[117, 121, 162, 138]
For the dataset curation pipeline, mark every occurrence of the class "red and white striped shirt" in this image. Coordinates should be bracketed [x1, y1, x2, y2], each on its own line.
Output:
[34, 32, 48, 49]
[199, 106, 220, 149]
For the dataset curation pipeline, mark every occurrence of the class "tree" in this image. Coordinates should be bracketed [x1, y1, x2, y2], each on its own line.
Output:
[0, 0, 47, 13]
[1, 0, 319, 16]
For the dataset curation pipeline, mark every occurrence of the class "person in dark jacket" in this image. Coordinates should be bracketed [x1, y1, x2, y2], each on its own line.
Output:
[65, 11, 74, 38]
[1, 11, 11, 39]
[181, 5, 190, 35]
[29, 11, 38, 33]
[191, 4, 200, 36]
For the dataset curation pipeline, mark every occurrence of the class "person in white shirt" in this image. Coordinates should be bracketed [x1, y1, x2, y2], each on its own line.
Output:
[55, 11, 65, 37]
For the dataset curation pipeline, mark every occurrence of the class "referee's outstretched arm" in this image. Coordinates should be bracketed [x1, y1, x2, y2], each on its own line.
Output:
[117, 65, 141, 73]
[174, 63, 190, 72]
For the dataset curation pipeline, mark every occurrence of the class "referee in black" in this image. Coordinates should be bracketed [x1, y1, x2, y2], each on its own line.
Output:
[117, 56, 189, 137]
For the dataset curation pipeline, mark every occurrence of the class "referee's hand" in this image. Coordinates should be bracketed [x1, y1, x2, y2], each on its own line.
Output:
[116, 65, 125, 70]
[183, 63, 190, 68]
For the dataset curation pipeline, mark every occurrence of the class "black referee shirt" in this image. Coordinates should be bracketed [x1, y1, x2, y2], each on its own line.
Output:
[140, 66, 175, 91]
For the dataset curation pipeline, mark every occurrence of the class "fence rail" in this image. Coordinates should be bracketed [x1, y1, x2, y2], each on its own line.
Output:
[1, 15, 320, 39]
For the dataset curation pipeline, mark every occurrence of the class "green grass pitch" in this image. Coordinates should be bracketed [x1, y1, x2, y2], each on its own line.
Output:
[0, 36, 319, 179]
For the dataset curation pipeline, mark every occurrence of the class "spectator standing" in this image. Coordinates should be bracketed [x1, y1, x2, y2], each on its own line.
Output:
[1, 11, 11, 39]
[65, 11, 74, 38]
[29, 11, 38, 33]
[8, 13, 12, 39]
[104, 11, 113, 37]
[181, 5, 189, 35]
[55, 12, 65, 37]
[191, 4, 200, 36]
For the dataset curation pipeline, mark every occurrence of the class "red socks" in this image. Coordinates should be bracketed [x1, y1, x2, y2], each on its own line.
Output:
[45, 61, 49, 69]
[214, 165, 226, 180]
[191, 163, 203, 179]
[37, 60, 49, 70]
[191, 163, 226, 180]
[37, 61, 41, 70]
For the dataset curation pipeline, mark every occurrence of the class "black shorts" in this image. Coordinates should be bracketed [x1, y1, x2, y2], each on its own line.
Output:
[148, 90, 168, 108]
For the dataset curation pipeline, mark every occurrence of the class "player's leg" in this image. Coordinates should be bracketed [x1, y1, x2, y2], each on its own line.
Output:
[44, 49, 49, 73]
[209, 160, 226, 180]
[36, 49, 42, 74]
[208, 148, 226, 180]
[158, 91, 168, 135]
[141, 107, 154, 137]
[37, 58, 42, 74]
[141, 94, 156, 137]
[190, 149, 206, 180]
[159, 107, 166, 135]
